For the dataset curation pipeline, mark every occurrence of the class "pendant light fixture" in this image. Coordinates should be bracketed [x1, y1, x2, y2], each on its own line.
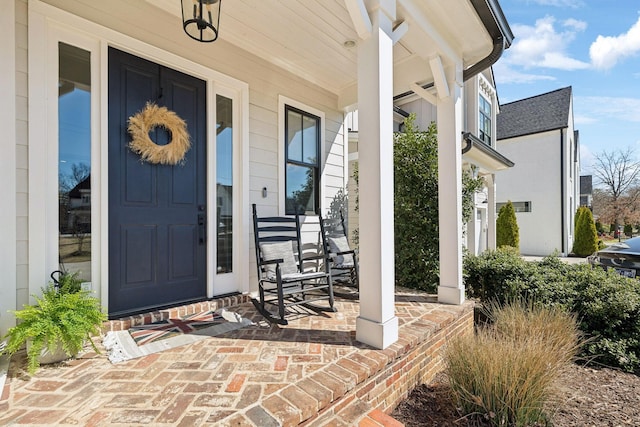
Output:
[181, 0, 222, 43]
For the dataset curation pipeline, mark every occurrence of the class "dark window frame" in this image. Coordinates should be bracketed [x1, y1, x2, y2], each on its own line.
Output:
[285, 104, 321, 215]
[479, 95, 492, 146]
[497, 201, 532, 213]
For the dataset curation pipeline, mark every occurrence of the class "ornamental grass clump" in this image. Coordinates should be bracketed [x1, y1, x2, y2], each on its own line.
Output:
[444, 301, 581, 426]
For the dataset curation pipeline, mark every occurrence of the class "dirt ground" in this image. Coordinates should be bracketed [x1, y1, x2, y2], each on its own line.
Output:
[392, 363, 640, 426]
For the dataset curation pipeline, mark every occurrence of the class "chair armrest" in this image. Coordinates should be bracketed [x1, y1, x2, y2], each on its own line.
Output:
[260, 258, 284, 266]
[303, 253, 330, 262]
[333, 249, 355, 256]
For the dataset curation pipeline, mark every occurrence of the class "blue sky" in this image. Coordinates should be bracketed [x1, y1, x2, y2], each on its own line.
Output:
[494, 0, 640, 174]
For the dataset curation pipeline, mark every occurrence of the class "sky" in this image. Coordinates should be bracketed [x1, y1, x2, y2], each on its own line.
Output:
[493, 0, 640, 175]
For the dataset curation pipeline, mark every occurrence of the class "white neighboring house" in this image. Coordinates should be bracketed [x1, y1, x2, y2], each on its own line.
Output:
[0, 0, 512, 349]
[496, 87, 580, 256]
[347, 68, 514, 256]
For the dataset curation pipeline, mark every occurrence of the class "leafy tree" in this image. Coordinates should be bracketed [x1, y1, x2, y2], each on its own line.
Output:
[394, 115, 440, 291]
[496, 201, 519, 252]
[572, 206, 598, 256]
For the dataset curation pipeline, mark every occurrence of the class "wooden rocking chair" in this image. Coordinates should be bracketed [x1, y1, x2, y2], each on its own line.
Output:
[252, 204, 336, 324]
[319, 211, 359, 299]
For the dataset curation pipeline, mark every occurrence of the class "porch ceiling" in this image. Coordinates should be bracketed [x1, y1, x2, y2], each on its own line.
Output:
[151, 0, 494, 102]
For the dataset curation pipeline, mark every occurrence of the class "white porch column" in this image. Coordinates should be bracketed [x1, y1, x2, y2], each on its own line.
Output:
[487, 174, 497, 250]
[355, 0, 399, 349]
[0, 0, 17, 336]
[437, 69, 465, 305]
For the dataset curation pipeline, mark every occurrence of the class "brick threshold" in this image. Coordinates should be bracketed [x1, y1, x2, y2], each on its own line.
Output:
[103, 293, 253, 332]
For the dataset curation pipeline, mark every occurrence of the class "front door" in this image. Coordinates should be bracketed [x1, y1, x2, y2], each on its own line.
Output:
[108, 48, 207, 317]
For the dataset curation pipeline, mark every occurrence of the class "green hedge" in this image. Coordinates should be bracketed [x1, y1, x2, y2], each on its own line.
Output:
[464, 248, 640, 373]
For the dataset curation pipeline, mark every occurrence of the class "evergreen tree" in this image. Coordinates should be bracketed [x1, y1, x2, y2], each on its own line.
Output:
[496, 201, 519, 252]
[572, 206, 598, 256]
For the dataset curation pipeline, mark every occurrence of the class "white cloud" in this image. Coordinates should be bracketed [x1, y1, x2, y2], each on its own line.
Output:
[563, 18, 587, 32]
[505, 16, 589, 70]
[590, 17, 640, 70]
[525, 0, 583, 8]
[576, 96, 640, 123]
[492, 62, 556, 85]
[573, 114, 597, 125]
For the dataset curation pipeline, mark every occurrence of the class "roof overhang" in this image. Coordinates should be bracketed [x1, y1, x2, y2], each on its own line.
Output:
[462, 132, 514, 173]
[145, 0, 513, 109]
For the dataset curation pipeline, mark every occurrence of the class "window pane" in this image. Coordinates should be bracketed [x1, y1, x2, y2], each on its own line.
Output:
[216, 95, 233, 274]
[302, 115, 317, 164]
[59, 42, 91, 283]
[286, 164, 316, 215]
[287, 109, 302, 162]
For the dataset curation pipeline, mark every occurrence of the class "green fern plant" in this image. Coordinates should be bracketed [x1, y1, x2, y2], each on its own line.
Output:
[1, 284, 106, 374]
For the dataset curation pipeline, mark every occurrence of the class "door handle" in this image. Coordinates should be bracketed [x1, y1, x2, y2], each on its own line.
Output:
[198, 212, 206, 245]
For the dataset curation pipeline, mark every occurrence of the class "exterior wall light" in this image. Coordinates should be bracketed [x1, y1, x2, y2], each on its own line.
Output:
[181, 0, 222, 43]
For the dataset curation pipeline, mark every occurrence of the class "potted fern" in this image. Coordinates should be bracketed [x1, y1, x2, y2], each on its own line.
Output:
[1, 272, 106, 374]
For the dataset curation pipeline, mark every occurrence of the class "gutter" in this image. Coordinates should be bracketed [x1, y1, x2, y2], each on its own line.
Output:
[394, 0, 514, 103]
[464, 0, 514, 81]
[462, 132, 514, 167]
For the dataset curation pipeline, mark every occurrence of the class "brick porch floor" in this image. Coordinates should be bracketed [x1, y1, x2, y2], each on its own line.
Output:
[0, 289, 474, 426]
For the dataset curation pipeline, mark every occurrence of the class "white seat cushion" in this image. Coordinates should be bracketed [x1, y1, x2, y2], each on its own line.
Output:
[328, 236, 354, 266]
[259, 241, 298, 278]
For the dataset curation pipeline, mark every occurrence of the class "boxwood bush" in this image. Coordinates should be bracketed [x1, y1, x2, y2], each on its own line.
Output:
[464, 248, 640, 373]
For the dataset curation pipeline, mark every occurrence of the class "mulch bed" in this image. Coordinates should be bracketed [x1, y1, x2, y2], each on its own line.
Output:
[392, 363, 640, 426]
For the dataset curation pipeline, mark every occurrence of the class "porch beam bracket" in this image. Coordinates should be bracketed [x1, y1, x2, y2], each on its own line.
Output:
[397, 0, 459, 63]
[409, 82, 438, 105]
[345, 0, 372, 40]
[391, 21, 409, 45]
[429, 55, 450, 100]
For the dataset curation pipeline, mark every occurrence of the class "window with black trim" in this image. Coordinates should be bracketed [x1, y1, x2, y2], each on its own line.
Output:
[479, 95, 492, 145]
[285, 105, 320, 215]
[497, 201, 532, 213]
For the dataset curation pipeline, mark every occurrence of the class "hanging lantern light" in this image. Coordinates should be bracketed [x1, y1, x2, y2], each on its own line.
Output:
[181, 0, 222, 43]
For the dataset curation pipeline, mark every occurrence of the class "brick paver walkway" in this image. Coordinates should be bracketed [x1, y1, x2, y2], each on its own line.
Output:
[0, 291, 473, 426]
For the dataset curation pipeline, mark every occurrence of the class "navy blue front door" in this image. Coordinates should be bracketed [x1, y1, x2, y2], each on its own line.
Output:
[108, 48, 207, 317]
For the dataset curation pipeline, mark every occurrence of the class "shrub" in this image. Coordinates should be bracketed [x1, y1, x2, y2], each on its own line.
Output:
[496, 201, 519, 251]
[572, 206, 598, 257]
[625, 223, 633, 237]
[393, 115, 440, 291]
[463, 247, 530, 304]
[464, 250, 640, 373]
[595, 220, 604, 234]
[445, 301, 580, 426]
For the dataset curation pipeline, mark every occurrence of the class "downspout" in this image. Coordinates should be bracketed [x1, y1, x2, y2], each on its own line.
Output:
[560, 129, 565, 254]
[463, 36, 506, 82]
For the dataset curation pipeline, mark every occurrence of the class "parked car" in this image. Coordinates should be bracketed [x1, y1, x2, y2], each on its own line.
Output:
[587, 237, 640, 278]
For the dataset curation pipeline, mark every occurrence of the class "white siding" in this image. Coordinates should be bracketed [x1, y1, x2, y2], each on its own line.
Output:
[496, 131, 564, 256]
[16, 0, 347, 310]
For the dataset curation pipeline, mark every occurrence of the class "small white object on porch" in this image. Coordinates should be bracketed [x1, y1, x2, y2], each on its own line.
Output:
[355, 0, 399, 350]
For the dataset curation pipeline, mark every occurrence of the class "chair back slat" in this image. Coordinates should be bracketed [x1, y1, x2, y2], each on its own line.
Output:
[252, 204, 303, 277]
[256, 225, 298, 233]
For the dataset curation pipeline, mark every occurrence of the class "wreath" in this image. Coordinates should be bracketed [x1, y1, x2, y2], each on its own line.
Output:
[127, 102, 191, 165]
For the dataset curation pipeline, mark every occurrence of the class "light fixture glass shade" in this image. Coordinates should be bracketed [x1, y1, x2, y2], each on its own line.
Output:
[181, 0, 221, 43]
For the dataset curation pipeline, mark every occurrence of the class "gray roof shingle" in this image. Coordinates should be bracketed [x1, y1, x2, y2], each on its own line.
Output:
[497, 86, 572, 140]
